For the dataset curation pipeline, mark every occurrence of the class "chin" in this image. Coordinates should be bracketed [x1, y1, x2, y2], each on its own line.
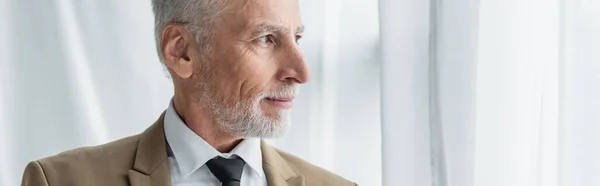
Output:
[262, 107, 290, 122]
[236, 101, 292, 138]
[252, 112, 291, 138]
[259, 120, 291, 138]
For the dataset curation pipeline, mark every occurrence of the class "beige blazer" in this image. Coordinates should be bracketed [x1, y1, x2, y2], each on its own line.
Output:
[21, 113, 356, 186]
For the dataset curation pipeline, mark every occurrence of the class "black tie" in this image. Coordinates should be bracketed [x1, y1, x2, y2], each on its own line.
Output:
[206, 156, 246, 186]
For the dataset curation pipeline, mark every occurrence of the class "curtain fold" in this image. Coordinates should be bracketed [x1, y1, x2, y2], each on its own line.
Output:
[379, 0, 433, 185]
[561, 0, 600, 185]
[380, 0, 599, 185]
[432, 0, 480, 185]
[0, 0, 13, 185]
[473, 0, 560, 185]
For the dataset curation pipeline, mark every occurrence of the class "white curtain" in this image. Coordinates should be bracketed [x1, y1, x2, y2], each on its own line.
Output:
[0, 0, 381, 185]
[2, 0, 599, 186]
[380, 0, 600, 186]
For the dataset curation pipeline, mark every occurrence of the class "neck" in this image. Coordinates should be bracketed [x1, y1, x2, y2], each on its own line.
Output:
[173, 94, 242, 153]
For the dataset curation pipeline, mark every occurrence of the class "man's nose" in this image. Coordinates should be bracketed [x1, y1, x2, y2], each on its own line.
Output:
[276, 43, 311, 84]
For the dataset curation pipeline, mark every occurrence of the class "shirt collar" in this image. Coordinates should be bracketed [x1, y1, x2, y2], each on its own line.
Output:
[163, 99, 264, 177]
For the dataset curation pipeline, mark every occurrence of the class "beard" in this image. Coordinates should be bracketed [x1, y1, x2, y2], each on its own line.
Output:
[194, 61, 297, 138]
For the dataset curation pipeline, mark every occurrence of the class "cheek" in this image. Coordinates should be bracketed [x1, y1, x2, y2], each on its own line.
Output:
[215, 51, 277, 100]
[238, 60, 275, 97]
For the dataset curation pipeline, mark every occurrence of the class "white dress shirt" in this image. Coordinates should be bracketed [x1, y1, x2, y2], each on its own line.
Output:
[164, 100, 268, 186]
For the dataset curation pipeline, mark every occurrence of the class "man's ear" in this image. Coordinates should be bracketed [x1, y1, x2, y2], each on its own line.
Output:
[160, 23, 195, 79]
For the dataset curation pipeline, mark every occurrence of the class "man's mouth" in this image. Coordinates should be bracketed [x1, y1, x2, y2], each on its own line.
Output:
[264, 97, 295, 109]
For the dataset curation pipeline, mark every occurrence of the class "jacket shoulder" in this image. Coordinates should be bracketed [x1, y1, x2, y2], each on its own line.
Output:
[38, 133, 141, 165]
[274, 149, 357, 186]
[31, 134, 141, 185]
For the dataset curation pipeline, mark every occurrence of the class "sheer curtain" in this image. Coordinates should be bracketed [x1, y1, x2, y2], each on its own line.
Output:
[380, 0, 600, 186]
[0, 0, 381, 186]
[2, 0, 599, 186]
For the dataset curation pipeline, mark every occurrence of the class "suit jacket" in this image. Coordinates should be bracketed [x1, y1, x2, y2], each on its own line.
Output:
[21, 112, 356, 186]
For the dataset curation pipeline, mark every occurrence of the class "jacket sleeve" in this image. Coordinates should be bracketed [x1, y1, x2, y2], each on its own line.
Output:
[21, 161, 50, 186]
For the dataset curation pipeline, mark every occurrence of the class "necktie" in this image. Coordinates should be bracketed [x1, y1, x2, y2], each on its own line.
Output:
[206, 156, 246, 186]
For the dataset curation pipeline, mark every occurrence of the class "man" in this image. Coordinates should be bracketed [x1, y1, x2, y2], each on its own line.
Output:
[20, 0, 356, 185]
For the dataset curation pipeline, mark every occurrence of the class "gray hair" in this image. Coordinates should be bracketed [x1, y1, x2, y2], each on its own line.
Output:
[151, 0, 227, 64]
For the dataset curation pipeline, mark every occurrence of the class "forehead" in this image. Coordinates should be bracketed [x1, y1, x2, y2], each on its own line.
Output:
[223, 0, 303, 31]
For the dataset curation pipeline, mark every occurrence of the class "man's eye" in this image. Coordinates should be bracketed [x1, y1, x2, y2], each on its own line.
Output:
[295, 35, 302, 45]
[257, 35, 274, 46]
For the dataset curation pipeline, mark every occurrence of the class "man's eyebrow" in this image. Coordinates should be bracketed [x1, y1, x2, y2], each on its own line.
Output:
[296, 25, 305, 35]
[248, 23, 289, 37]
[247, 23, 305, 37]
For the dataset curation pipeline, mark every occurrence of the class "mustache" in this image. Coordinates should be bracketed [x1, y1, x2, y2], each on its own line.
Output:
[259, 84, 299, 99]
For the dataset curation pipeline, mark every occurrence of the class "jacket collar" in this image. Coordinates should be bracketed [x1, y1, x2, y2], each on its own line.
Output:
[128, 111, 305, 186]
[261, 141, 305, 186]
[128, 112, 171, 186]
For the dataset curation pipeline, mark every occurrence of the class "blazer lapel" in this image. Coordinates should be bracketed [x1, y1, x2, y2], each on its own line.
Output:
[261, 141, 305, 186]
[127, 113, 305, 186]
[128, 112, 172, 186]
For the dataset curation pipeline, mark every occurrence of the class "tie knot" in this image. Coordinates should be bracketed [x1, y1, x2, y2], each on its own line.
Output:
[206, 156, 246, 185]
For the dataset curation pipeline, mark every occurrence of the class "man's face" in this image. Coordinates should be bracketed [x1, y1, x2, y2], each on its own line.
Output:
[193, 0, 309, 138]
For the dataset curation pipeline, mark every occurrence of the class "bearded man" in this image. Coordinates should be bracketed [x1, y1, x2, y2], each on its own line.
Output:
[20, 0, 356, 185]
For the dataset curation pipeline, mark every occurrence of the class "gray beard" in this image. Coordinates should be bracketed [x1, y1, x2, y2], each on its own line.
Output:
[200, 88, 291, 138]
[194, 63, 293, 138]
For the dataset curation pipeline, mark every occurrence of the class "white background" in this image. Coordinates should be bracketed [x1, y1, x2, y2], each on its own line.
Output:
[1, 0, 599, 186]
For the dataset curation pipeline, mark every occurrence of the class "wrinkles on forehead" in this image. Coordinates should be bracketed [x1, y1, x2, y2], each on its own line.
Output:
[216, 0, 303, 37]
